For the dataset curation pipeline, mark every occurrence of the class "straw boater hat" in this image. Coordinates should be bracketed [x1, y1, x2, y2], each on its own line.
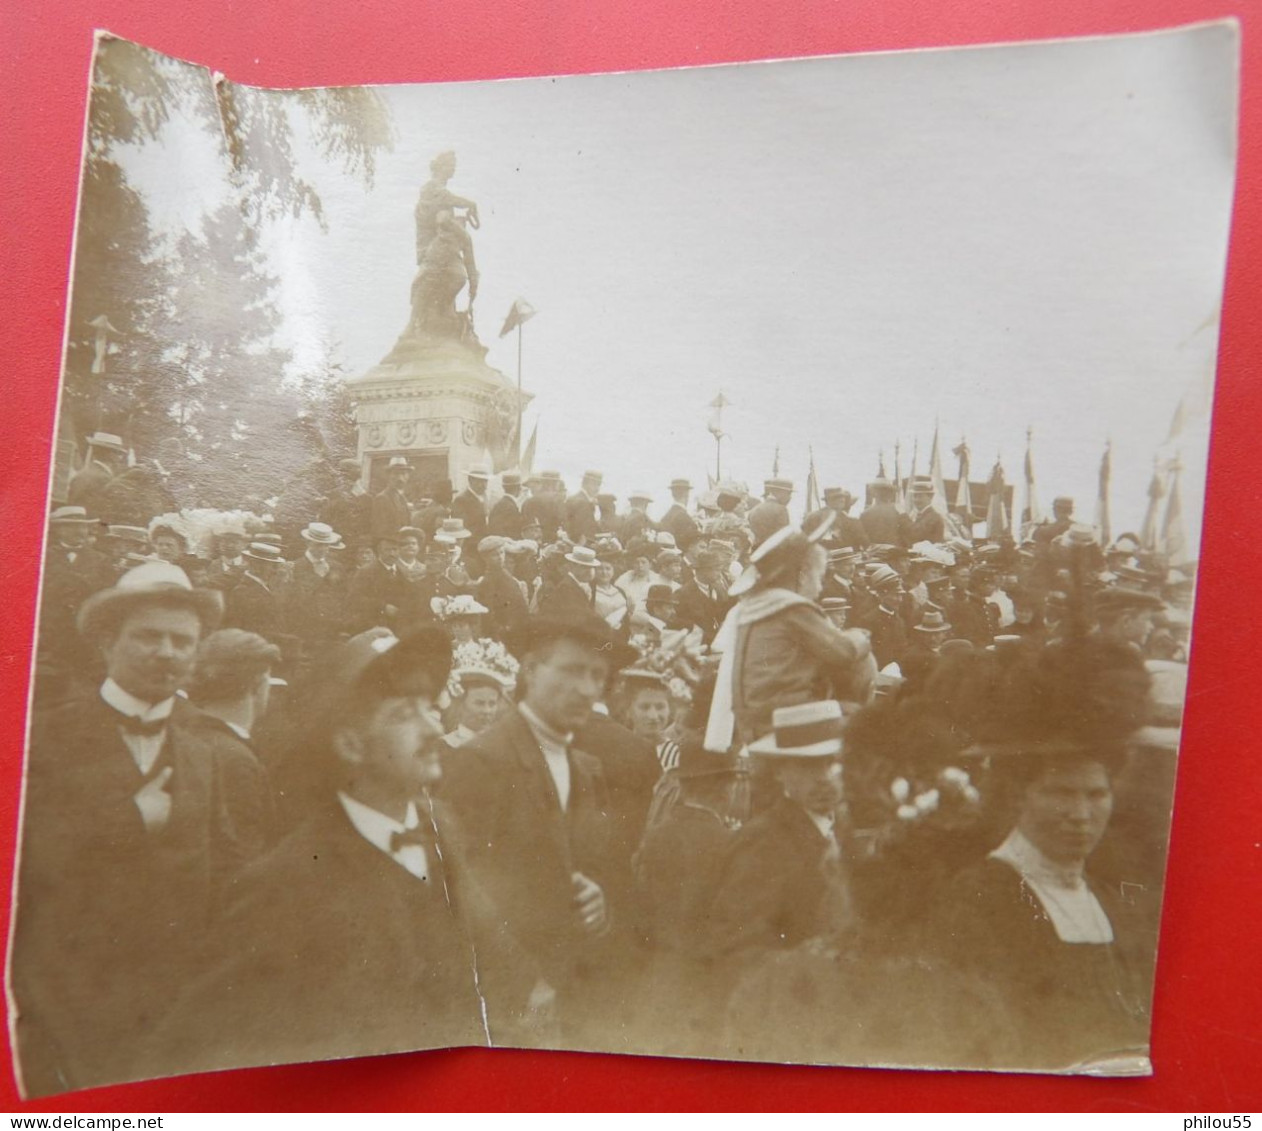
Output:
[243, 542, 286, 564]
[85, 431, 127, 454]
[669, 478, 692, 491]
[748, 700, 846, 757]
[386, 456, 412, 472]
[50, 505, 99, 526]
[467, 466, 491, 482]
[628, 489, 653, 504]
[434, 518, 472, 543]
[77, 560, 223, 639]
[564, 545, 599, 568]
[301, 522, 344, 549]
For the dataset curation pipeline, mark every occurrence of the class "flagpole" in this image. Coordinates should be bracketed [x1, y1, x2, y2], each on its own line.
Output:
[515, 322, 524, 466]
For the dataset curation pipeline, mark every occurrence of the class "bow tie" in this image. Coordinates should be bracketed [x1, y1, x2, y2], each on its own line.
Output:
[109, 707, 169, 738]
[389, 824, 434, 854]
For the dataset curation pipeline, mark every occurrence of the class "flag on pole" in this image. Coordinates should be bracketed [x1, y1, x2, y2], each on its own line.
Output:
[520, 422, 537, 476]
[772, 445, 781, 477]
[1095, 440, 1112, 545]
[893, 441, 906, 512]
[909, 437, 920, 484]
[952, 439, 972, 516]
[1022, 426, 1041, 533]
[707, 392, 729, 439]
[1140, 457, 1165, 551]
[1161, 457, 1188, 565]
[876, 450, 888, 480]
[805, 446, 821, 516]
[498, 298, 537, 338]
[985, 457, 1009, 539]
[928, 423, 948, 517]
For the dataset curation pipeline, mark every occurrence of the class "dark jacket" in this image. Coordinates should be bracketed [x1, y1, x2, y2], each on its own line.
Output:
[860, 502, 910, 547]
[488, 493, 526, 539]
[674, 577, 733, 644]
[12, 695, 269, 1095]
[658, 503, 701, 553]
[284, 554, 348, 645]
[370, 487, 413, 540]
[147, 798, 532, 1079]
[537, 572, 594, 618]
[477, 561, 530, 640]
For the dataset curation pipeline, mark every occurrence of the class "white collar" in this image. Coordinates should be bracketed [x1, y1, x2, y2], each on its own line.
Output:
[518, 701, 572, 747]
[991, 827, 1086, 890]
[100, 678, 175, 723]
[805, 808, 836, 840]
[224, 719, 252, 741]
[338, 791, 420, 855]
[305, 549, 330, 566]
[244, 571, 271, 591]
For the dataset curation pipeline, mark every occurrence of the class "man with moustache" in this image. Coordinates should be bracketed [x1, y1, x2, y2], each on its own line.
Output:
[12, 562, 267, 1096]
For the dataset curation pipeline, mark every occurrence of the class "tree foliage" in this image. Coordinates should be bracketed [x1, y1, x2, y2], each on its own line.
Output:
[61, 36, 392, 508]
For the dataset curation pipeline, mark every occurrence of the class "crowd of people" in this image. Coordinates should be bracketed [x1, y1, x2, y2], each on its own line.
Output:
[12, 436, 1192, 1095]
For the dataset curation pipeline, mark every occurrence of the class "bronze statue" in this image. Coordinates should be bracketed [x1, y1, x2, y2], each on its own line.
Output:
[406, 152, 482, 342]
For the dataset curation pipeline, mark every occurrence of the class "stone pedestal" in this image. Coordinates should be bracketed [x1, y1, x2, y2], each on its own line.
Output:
[348, 328, 530, 494]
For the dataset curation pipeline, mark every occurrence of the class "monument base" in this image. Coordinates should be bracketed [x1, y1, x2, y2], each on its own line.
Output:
[348, 328, 529, 494]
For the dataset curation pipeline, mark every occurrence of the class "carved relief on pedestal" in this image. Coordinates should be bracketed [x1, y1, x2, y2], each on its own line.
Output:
[366, 424, 386, 449]
[426, 420, 448, 445]
[397, 421, 417, 446]
[462, 420, 479, 446]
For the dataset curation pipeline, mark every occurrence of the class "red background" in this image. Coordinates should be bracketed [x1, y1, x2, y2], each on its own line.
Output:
[2, 0, 1260, 1113]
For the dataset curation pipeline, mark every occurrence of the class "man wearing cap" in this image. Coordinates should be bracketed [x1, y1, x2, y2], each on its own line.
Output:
[12, 562, 269, 1095]
[820, 487, 870, 552]
[1095, 586, 1164, 654]
[488, 470, 526, 539]
[450, 467, 491, 569]
[148, 627, 536, 1079]
[948, 567, 1002, 648]
[539, 545, 599, 618]
[907, 477, 945, 543]
[659, 479, 701, 553]
[710, 701, 856, 971]
[225, 542, 288, 640]
[284, 522, 348, 651]
[476, 534, 530, 640]
[674, 547, 733, 645]
[746, 478, 794, 547]
[371, 457, 415, 542]
[861, 477, 910, 548]
[67, 431, 129, 512]
[565, 470, 603, 546]
[38, 507, 114, 689]
[852, 564, 911, 669]
[440, 613, 639, 1041]
[900, 609, 953, 696]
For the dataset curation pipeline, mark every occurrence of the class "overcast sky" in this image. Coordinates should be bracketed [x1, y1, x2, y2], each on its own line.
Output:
[120, 22, 1236, 548]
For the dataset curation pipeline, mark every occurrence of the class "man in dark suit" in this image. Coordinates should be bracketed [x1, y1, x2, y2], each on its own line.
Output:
[476, 535, 530, 641]
[284, 521, 348, 651]
[345, 534, 407, 634]
[537, 545, 598, 618]
[673, 547, 732, 645]
[746, 477, 794, 548]
[370, 456, 414, 541]
[488, 470, 526, 539]
[439, 614, 641, 1045]
[860, 477, 911, 547]
[146, 627, 537, 1080]
[565, 470, 603, 545]
[710, 701, 856, 970]
[906, 477, 946, 543]
[658, 478, 701, 553]
[224, 542, 287, 640]
[321, 459, 373, 543]
[12, 562, 268, 1097]
[820, 487, 871, 551]
[522, 470, 565, 542]
[853, 564, 911, 668]
[450, 466, 491, 577]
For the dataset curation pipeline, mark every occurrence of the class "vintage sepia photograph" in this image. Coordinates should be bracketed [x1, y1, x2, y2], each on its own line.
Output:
[6, 22, 1238, 1098]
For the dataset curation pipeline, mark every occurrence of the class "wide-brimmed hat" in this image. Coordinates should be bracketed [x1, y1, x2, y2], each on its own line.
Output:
[467, 466, 491, 481]
[314, 626, 453, 719]
[432, 594, 489, 620]
[77, 560, 223, 639]
[914, 610, 952, 634]
[50, 505, 99, 525]
[582, 469, 604, 482]
[434, 518, 472, 542]
[501, 471, 523, 488]
[764, 477, 794, 494]
[748, 700, 845, 757]
[669, 478, 692, 491]
[909, 476, 935, 494]
[564, 546, 599, 568]
[628, 489, 653, 503]
[508, 613, 639, 671]
[300, 521, 344, 548]
[243, 542, 286, 564]
[85, 431, 127, 454]
[386, 456, 412, 471]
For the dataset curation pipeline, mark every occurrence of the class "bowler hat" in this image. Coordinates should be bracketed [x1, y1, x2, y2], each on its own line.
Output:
[669, 478, 692, 491]
[77, 561, 223, 639]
